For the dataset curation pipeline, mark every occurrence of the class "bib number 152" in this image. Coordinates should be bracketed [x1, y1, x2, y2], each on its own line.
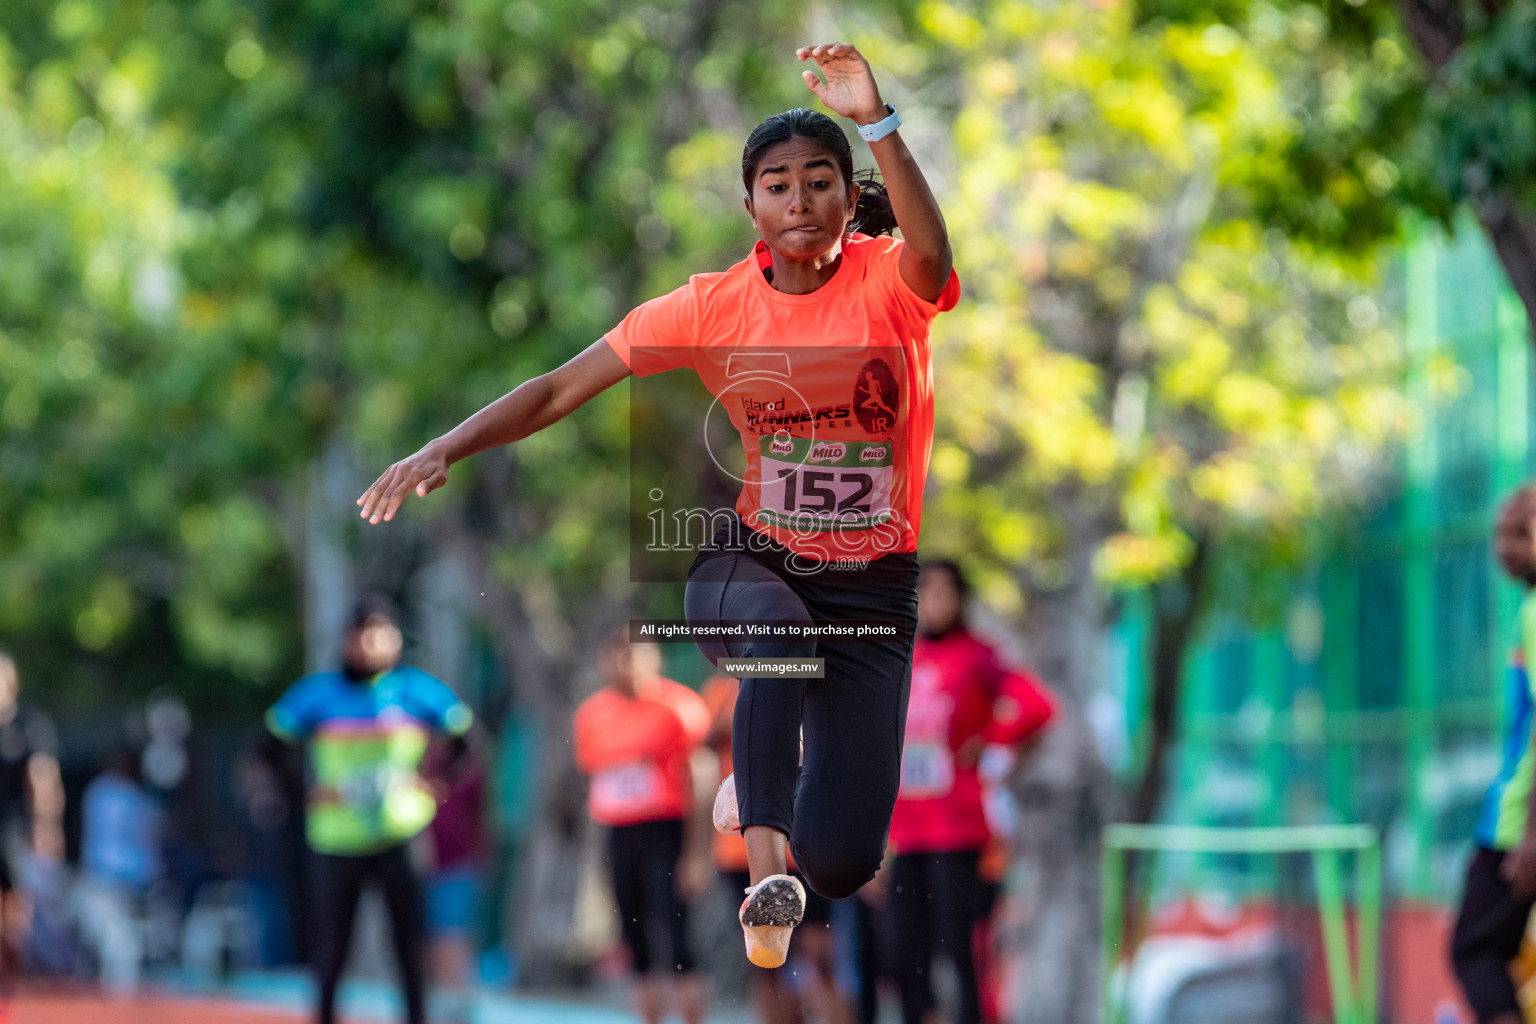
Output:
[775, 468, 873, 514]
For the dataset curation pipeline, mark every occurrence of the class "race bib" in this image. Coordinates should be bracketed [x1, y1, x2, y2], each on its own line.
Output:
[336, 767, 391, 815]
[755, 435, 894, 533]
[590, 762, 665, 820]
[899, 742, 955, 799]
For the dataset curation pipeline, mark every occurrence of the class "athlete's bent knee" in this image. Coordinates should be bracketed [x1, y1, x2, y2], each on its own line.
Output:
[791, 842, 882, 901]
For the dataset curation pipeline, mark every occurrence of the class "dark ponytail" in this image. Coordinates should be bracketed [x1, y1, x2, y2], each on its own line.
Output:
[848, 171, 897, 237]
[741, 108, 898, 237]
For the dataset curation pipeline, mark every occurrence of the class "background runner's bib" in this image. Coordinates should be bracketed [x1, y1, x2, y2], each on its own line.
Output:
[590, 761, 667, 821]
[756, 435, 894, 532]
[899, 742, 955, 799]
[337, 765, 390, 814]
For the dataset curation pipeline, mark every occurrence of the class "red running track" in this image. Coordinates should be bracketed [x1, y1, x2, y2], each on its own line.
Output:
[5, 994, 323, 1023]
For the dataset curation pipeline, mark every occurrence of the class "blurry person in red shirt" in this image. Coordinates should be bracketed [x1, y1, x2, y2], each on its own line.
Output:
[703, 676, 854, 1024]
[573, 632, 713, 1024]
[884, 560, 1055, 1024]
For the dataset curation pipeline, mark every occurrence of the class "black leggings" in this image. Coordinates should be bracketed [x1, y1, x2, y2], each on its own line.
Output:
[310, 844, 425, 1024]
[685, 516, 918, 900]
[890, 849, 985, 1024]
[1452, 846, 1535, 1021]
[608, 819, 696, 975]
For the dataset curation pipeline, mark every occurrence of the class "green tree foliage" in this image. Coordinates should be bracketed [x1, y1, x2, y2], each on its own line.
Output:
[0, 0, 808, 713]
[856, 0, 1411, 626]
[1137, 0, 1536, 339]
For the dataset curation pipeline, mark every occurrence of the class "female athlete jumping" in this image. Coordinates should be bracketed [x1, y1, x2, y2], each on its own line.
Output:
[358, 42, 956, 968]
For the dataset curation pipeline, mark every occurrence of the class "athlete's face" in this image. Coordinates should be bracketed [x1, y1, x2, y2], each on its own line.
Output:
[1496, 492, 1536, 585]
[917, 568, 964, 637]
[745, 137, 858, 261]
[342, 616, 403, 678]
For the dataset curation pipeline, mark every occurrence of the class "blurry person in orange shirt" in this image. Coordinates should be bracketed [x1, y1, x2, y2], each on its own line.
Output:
[703, 676, 853, 1024]
[573, 632, 714, 1024]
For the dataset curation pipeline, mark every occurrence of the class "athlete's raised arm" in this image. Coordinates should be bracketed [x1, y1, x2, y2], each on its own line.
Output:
[357, 339, 632, 524]
[797, 42, 953, 302]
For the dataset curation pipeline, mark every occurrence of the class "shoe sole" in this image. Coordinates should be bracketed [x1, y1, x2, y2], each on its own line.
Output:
[741, 876, 805, 927]
[740, 876, 805, 969]
[713, 774, 739, 835]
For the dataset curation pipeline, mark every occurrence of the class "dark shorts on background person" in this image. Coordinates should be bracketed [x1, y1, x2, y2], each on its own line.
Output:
[311, 844, 426, 1024]
[891, 849, 986, 1024]
[1451, 846, 1536, 1021]
[607, 818, 696, 976]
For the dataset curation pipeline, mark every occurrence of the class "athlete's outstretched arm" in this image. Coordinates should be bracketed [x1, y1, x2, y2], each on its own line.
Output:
[798, 42, 953, 303]
[357, 339, 632, 523]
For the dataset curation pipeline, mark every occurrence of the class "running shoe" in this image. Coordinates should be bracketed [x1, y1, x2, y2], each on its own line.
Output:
[713, 772, 740, 835]
[738, 873, 805, 968]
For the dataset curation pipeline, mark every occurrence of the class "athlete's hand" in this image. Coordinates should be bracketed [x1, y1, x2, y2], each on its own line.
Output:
[797, 43, 886, 126]
[1504, 834, 1536, 898]
[357, 440, 452, 524]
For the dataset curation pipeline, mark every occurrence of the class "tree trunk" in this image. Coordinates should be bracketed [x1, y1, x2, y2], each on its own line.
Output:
[1009, 505, 1118, 1024]
[1126, 537, 1210, 828]
[303, 434, 357, 673]
[1392, 0, 1536, 343]
[447, 453, 629, 988]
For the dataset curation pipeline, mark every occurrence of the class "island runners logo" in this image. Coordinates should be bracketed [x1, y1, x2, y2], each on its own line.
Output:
[808, 443, 846, 463]
[769, 436, 795, 456]
[860, 445, 888, 462]
[745, 400, 854, 431]
[854, 359, 899, 435]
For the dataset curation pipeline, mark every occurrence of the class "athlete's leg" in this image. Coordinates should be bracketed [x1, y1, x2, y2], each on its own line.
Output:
[1451, 848, 1534, 1024]
[790, 617, 915, 899]
[377, 845, 428, 1024]
[685, 552, 817, 872]
[312, 852, 366, 1024]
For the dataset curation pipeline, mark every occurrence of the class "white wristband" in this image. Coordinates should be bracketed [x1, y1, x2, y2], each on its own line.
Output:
[857, 103, 901, 143]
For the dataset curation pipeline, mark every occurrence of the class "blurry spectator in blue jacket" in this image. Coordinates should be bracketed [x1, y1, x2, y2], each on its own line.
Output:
[77, 747, 165, 994]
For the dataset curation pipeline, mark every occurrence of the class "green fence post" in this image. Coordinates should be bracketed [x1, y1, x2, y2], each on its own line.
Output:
[1358, 841, 1382, 1024]
[1312, 848, 1359, 1024]
[1403, 223, 1440, 901]
[1101, 841, 1126, 1024]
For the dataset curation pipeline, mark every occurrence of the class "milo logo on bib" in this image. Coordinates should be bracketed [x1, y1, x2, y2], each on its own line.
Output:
[757, 434, 897, 532]
[808, 443, 846, 464]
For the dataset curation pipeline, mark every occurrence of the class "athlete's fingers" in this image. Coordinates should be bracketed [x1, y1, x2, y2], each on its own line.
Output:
[367, 465, 414, 524]
[802, 69, 823, 94]
[358, 468, 398, 520]
[378, 475, 416, 523]
[417, 468, 448, 497]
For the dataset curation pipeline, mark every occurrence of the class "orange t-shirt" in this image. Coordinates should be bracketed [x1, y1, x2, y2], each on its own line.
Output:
[573, 677, 710, 827]
[604, 233, 960, 561]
